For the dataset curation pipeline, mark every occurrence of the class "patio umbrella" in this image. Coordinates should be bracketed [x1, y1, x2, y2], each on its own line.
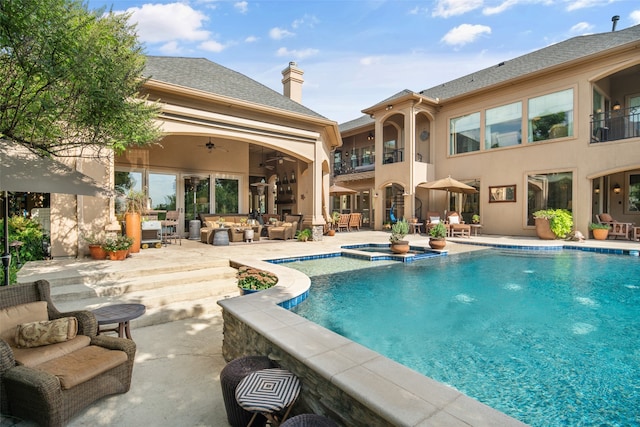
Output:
[1, 139, 113, 285]
[417, 176, 478, 195]
[329, 183, 357, 196]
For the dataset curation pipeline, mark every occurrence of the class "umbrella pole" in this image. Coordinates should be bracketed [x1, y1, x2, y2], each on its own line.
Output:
[2, 191, 10, 286]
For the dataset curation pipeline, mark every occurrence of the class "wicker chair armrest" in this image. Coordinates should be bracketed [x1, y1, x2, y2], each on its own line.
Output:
[91, 335, 137, 360]
[3, 365, 64, 413]
[0, 338, 16, 373]
[52, 310, 98, 337]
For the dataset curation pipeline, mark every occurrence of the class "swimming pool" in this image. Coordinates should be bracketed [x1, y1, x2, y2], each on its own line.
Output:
[289, 249, 640, 426]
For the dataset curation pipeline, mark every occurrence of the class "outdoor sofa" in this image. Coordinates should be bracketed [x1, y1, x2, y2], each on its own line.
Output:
[199, 214, 262, 243]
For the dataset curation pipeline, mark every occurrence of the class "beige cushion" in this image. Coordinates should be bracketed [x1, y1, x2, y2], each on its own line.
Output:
[14, 317, 78, 348]
[599, 213, 613, 222]
[13, 335, 91, 367]
[449, 216, 460, 224]
[34, 345, 128, 389]
[430, 217, 440, 224]
[0, 301, 48, 346]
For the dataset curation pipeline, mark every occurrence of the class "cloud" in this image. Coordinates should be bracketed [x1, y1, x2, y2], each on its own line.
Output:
[234, 1, 248, 14]
[269, 27, 295, 40]
[631, 10, 640, 24]
[292, 15, 320, 29]
[442, 24, 492, 46]
[158, 41, 181, 55]
[569, 22, 594, 35]
[408, 6, 429, 15]
[121, 3, 210, 43]
[565, 0, 615, 12]
[483, 0, 520, 15]
[199, 40, 226, 53]
[276, 47, 319, 60]
[245, 36, 259, 43]
[432, 0, 483, 18]
[360, 56, 383, 66]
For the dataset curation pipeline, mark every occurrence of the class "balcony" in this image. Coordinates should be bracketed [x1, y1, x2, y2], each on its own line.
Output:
[591, 106, 640, 143]
[334, 153, 376, 177]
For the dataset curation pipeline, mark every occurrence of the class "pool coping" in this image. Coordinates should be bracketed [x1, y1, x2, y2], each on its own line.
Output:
[219, 240, 637, 426]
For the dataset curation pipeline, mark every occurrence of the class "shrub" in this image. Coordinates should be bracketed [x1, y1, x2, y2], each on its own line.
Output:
[390, 218, 409, 243]
[102, 235, 134, 252]
[0, 216, 46, 284]
[429, 222, 447, 239]
[533, 209, 573, 238]
[588, 222, 610, 230]
[297, 228, 312, 241]
[237, 266, 278, 291]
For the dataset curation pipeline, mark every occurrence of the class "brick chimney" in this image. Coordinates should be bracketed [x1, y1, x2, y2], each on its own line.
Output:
[281, 61, 304, 103]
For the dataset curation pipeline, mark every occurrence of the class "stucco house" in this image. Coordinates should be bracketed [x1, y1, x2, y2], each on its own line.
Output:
[337, 23, 640, 236]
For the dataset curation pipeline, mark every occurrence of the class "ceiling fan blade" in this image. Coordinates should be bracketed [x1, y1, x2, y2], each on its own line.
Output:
[283, 156, 295, 162]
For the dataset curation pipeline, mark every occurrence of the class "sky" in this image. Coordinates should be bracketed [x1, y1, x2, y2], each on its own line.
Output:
[86, 0, 640, 124]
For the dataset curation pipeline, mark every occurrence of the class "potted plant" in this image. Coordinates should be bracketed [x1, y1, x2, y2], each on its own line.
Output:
[124, 190, 146, 253]
[428, 222, 447, 250]
[533, 209, 573, 240]
[102, 235, 134, 261]
[237, 266, 278, 295]
[297, 228, 312, 242]
[472, 214, 480, 224]
[589, 222, 610, 240]
[82, 234, 106, 260]
[325, 211, 340, 236]
[390, 218, 410, 254]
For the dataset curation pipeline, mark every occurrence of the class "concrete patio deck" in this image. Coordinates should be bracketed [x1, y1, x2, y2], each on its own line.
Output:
[2, 231, 638, 427]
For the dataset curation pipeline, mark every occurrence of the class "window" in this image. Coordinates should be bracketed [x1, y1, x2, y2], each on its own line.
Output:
[215, 178, 238, 213]
[450, 112, 480, 154]
[528, 89, 573, 142]
[114, 170, 143, 214]
[626, 172, 640, 213]
[527, 172, 573, 225]
[148, 173, 176, 211]
[485, 102, 522, 149]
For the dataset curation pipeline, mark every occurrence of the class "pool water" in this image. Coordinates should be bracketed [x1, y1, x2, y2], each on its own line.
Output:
[290, 249, 640, 426]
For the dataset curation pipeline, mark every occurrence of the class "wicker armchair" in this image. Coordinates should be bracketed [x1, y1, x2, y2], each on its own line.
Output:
[0, 280, 136, 427]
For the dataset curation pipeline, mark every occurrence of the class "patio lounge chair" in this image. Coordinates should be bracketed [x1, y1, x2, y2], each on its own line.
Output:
[426, 211, 445, 234]
[596, 213, 633, 239]
[348, 213, 362, 231]
[337, 214, 350, 232]
[447, 212, 471, 237]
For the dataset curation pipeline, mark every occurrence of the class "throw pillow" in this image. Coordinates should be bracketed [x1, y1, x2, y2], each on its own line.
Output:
[430, 217, 440, 224]
[449, 216, 460, 224]
[0, 301, 48, 346]
[14, 317, 78, 348]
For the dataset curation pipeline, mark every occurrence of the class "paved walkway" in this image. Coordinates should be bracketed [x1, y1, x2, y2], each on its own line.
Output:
[3, 232, 638, 427]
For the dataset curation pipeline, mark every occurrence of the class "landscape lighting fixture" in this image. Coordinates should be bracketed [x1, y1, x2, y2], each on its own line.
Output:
[612, 183, 621, 194]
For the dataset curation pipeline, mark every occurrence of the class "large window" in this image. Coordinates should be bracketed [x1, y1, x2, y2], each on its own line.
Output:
[626, 172, 640, 213]
[528, 89, 573, 142]
[450, 112, 480, 154]
[148, 173, 176, 211]
[114, 170, 143, 214]
[215, 178, 238, 213]
[527, 172, 573, 225]
[485, 102, 522, 149]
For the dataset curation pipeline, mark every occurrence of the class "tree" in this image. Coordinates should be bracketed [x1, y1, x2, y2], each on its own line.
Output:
[0, 0, 161, 157]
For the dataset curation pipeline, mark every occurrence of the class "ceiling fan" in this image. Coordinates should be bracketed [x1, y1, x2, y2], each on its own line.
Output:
[266, 152, 295, 164]
[258, 147, 275, 170]
[198, 138, 228, 153]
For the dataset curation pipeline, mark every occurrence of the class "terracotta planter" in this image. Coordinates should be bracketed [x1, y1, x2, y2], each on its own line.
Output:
[326, 229, 336, 236]
[429, 238, 446, 250]
[592, 228, 609, 240]
[107, 249, 128, 261]
[88, 244, 106, 260]
[535, 218, 556, 240]
[125, 212, 142, 253]
[391, 240, 410, 254]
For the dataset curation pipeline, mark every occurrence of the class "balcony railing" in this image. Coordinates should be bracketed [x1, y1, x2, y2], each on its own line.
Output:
[591, 106, 640, 143]
[334, 154, 376, 176]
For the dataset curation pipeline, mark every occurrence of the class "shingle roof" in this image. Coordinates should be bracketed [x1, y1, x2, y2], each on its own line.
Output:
[143, 56, 326, 119]
[419, 24, 640, 101]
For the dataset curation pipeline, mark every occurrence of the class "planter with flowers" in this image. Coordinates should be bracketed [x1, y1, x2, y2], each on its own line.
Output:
[102, 235, 134, 261]
[82, 234, 107, 260]
[237, 266, 278, 295]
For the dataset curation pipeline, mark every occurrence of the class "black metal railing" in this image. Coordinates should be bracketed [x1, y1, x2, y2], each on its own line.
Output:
[334, 153, 376, 176]
[590, 106, 640, 143]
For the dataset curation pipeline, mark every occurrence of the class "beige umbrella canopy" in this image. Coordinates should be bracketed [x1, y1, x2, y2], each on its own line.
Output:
[417, 176, 478, 195]
[329, 183, 357, 196]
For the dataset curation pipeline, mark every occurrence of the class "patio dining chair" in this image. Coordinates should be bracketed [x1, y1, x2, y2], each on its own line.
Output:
[337, 214, 350, 232]
[348, 213, 362, 231]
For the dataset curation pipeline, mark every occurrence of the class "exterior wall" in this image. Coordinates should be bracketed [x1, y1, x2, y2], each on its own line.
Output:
[428, 49, 640, 236]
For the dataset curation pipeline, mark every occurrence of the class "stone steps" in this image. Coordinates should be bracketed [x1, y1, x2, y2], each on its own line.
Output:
[21, 258, 241, 331]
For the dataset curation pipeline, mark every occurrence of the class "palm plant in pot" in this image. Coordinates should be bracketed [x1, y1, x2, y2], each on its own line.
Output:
[124, 190, 146, 253]
[428, 222, 447, 249]
[389, 218, 409, 254]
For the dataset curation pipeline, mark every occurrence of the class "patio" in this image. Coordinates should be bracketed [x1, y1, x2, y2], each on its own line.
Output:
[2, 231, 638, 427]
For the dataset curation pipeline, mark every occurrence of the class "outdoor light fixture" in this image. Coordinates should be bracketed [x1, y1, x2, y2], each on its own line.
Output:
[612, 101, 621, 110]
[385, 105, 393, 111]
[290, 171, 296, 183]
[613, 183, 621, 194]
[251, 178, 269, 196]
[594, 186, 600, 194]
[367, 132, 374, 141]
